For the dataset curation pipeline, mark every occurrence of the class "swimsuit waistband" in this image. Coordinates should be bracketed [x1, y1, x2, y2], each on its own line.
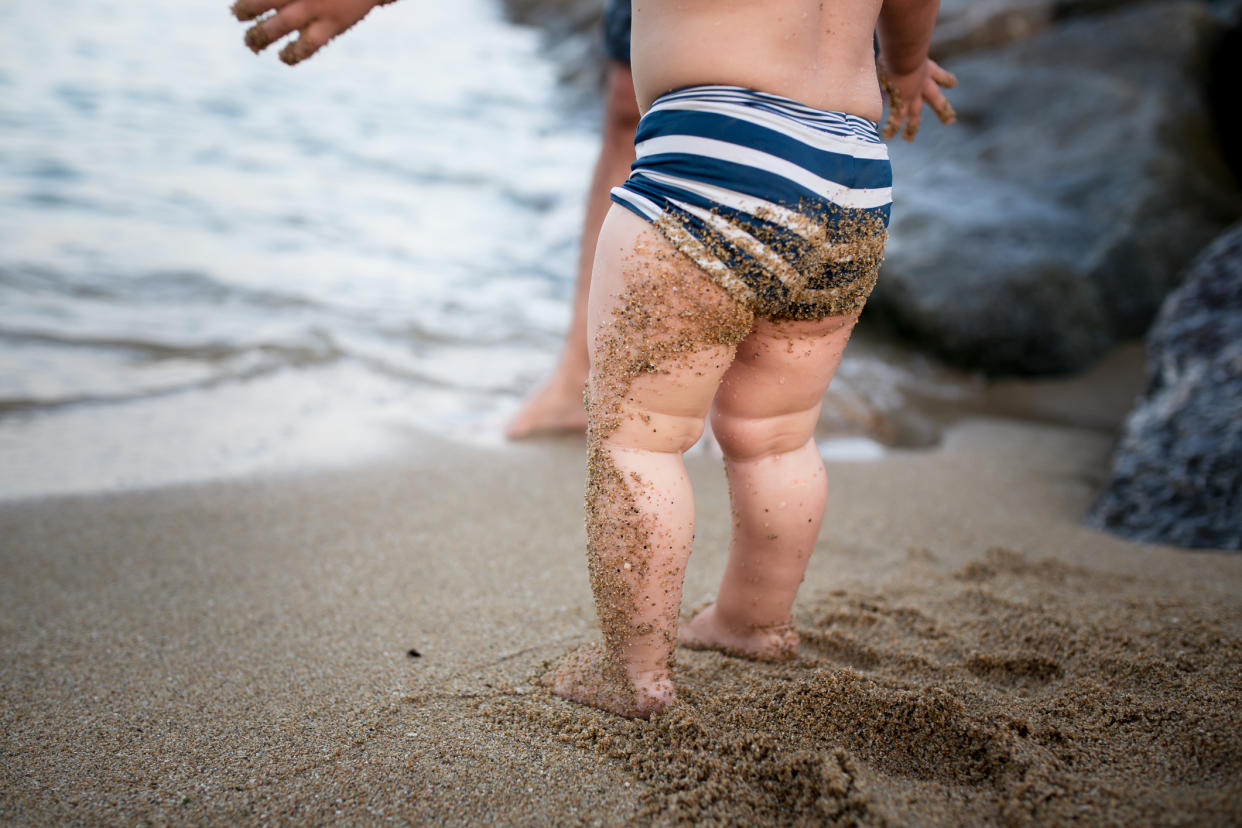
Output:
[646, 85, 883, 145]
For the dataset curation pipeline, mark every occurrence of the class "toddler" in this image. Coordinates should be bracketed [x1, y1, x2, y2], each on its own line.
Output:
[233, 0, 956, 719]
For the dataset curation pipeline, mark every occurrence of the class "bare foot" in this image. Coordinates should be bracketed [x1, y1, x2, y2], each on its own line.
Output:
[677, 603, 799, 662]
[504, 375, 589, 439]
[542, 643, 675, 720]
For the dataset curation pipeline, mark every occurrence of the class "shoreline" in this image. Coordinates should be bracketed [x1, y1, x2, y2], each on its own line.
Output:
[0, 335, 1147, 506]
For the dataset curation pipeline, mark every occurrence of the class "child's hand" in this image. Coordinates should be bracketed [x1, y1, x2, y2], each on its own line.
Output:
[231, 0, 391, 65]
[878, 57, 957, 142]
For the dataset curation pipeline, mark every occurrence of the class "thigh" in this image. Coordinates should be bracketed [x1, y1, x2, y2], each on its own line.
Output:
[587, 207, 754, 452]
[710, 314, 858, 451]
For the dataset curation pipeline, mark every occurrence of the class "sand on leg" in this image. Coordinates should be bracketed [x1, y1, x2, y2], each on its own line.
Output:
[679, 313, 858, 661]
[547, 207, 753, 719]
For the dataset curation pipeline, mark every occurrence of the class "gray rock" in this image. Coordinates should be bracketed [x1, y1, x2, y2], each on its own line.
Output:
[933, 0, 1057, 58]
[1088, 221, 1242, 550]
[932, 0, 1186, 58]
[872, 1, 1241, 374]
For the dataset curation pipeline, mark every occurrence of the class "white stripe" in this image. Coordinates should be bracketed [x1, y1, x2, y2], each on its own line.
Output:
[645, 99, 890, 160]
[609, 186, 662, 221]
[656, 85, 868, 123]
[634, 136, 893, 210]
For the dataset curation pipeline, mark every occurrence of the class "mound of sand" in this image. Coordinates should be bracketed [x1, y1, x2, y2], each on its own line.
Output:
[483, 547, 1242, 824]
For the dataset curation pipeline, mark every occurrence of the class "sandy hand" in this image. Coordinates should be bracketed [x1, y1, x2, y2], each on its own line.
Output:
[879, 57, 957, 142]
[231, 0, 396, 65]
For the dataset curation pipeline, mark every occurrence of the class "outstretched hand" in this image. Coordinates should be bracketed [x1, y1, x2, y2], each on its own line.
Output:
[878, 57, 957, 142]
[231, 0, 392, 65]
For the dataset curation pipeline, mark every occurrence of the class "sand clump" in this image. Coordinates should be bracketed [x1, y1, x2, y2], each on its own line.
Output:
[656, 200, 888, 322]
[487, 546, 1242, 824]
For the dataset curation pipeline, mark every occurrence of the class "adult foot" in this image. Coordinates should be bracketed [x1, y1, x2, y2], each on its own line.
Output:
[543, 643, 675, 720]
[677, 603, 799, 662]
[504, 375, 588, 439]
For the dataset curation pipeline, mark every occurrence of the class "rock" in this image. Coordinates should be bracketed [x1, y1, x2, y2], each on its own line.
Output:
[872, 0, 1241, 374]
[932, 0, 1057, 58]
[932, 0, 1169, 58]
[1088, 221, 1242, 550]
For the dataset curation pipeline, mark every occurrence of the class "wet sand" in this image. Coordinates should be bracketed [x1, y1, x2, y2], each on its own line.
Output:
[2, 416, 1240, 824]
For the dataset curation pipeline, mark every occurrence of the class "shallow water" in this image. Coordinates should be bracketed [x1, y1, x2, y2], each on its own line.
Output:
[1, 0, 602, 497]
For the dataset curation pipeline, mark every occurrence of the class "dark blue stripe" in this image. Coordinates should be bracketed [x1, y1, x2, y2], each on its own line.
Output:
[636, 109, 892, 190]
[610, 188, 652, 222]
[633, 151, 880, 213]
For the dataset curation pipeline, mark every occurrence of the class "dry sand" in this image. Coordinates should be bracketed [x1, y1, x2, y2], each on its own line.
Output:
[2, 415, 1240, 825]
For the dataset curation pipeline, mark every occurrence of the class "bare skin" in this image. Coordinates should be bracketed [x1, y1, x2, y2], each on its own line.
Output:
[231, 0, 385, 65]
[679, 312, 859, 662]
[631, 0, 954, 137]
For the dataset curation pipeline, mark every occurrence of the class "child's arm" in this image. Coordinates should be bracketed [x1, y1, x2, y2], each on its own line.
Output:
[232, 0, 396, 65]
[876, 0, 957, 141]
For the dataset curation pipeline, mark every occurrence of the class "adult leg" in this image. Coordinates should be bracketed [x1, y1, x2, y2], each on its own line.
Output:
[505, 62, 641, 439]
[679, 313, 858, 661]
[547, 208, 753, 718]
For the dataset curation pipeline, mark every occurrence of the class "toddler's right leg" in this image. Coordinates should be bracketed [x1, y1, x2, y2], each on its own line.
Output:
[679, 313, 858, 661]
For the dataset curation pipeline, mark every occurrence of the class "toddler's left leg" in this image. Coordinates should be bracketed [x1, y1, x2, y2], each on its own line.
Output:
[548, 208, 753, 719]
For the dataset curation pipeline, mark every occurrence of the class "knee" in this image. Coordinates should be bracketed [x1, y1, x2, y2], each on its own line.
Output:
[711, 408, 818, 462]
[602, 409, 706, 455]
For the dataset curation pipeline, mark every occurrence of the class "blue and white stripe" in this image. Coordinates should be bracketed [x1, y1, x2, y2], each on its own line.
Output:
[610, 85, 893, 315]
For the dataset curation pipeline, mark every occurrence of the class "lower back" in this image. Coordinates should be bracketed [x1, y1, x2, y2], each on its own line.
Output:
[630, 0, 885, 121]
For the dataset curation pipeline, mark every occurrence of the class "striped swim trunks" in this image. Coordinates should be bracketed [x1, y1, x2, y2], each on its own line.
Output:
[610, 85, 893, 320]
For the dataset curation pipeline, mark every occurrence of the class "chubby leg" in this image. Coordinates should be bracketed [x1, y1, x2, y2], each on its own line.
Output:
[505, 63, 640, 439]
[547, 208, 753, 719]
[679, 313, 858, 661]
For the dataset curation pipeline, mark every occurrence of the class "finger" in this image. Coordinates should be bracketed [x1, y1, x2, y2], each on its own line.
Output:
[231, 0, 292, 22]
[244, 3, 312, 52]
[902, 100, 922, 142]
[880, 82, 903, 140]
[881, 107, 901, 141]
[926, 85, 956, 125]
[928, 60, 958, 89]
[279, 17, 338, 66]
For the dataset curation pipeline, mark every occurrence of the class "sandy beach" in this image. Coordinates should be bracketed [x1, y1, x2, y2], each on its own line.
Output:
[2, 409, 1239, 825]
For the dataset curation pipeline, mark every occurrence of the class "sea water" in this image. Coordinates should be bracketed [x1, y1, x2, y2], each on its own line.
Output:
[0, 0, 608, 498]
